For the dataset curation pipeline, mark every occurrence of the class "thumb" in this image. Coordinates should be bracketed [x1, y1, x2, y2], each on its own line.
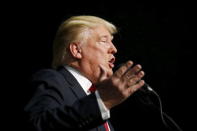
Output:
[99, 65, 108, 82]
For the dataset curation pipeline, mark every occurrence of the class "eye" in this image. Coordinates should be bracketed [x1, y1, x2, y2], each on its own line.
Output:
[101, 40, 107, 43]
[99, 36, 111, 44]
[100, 38, 107, 42]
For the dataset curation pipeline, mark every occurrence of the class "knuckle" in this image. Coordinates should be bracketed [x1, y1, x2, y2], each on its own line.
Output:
[128, 77, 138, 85]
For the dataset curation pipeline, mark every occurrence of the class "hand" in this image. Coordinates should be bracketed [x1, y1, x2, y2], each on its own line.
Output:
[96, 61, 145, 109]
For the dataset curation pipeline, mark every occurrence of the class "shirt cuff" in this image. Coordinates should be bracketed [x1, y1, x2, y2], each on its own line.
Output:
[95, 90, 110, 120]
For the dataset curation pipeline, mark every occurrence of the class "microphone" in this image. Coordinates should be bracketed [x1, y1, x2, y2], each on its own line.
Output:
[142, 82, 154, 92]
[115, 63, 183, 130]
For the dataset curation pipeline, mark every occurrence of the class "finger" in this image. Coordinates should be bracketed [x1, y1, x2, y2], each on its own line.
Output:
[126, 71, 145, 87]
[99, 65, 108, 82]
[123, 64, 142, 80]
[114, 61, 133, 78]
[126, 80, 145, 95]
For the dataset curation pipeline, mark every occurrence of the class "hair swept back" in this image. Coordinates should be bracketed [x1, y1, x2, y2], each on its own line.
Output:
[52, 15, 117, 69]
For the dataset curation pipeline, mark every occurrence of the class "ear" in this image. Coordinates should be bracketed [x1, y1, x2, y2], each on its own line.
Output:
[69, 42, 82, 59]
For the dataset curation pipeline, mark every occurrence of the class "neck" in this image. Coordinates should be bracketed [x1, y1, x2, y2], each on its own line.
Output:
[68, 61, 98, 84]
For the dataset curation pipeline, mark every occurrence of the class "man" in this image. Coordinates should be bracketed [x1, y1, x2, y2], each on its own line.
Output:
[24, 15, 163, 131]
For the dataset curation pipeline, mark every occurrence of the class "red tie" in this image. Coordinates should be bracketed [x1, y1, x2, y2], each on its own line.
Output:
[88, 84, 97, 93]
[104, 122, 110, 131]
[88, 84, 110, 131]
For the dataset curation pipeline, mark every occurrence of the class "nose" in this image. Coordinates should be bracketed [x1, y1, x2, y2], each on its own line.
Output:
[109, 42, 117, 54]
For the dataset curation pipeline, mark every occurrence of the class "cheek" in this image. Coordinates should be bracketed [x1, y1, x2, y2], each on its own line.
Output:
[82, 43, 109, 67]
[95, 52, 108, 65]
[90, 49, 107, 63]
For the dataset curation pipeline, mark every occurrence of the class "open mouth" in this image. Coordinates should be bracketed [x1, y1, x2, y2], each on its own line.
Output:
[108, 57, 115, 69]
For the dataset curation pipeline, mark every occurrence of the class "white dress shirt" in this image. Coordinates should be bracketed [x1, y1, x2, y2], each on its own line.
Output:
[65, 66, 110, 120]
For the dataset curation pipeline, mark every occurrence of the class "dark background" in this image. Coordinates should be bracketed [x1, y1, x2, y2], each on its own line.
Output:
[3, 1, 196, 131]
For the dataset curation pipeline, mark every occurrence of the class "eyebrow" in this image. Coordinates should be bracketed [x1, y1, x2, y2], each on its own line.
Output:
[99, 35, 113, 40]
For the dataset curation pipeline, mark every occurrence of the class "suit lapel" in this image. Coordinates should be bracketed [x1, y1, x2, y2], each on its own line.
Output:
[57, 66, 87, 99]
[58, 67, 114, 131]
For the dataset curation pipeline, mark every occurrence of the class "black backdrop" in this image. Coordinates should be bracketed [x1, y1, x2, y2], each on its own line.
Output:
[4, 1, 196, 131]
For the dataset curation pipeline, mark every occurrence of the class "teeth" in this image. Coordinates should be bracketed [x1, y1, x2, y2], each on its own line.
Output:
[108, 57, 115, 68]
[109, 63, 114, 68]
[109, 59, 114, 64]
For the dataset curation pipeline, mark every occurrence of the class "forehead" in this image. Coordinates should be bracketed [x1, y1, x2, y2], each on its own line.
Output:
[92, 25, 113, 39]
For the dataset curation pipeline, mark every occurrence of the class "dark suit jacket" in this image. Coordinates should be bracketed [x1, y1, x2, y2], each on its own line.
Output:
[24, 66, 177, 131]
[24, 67, 114, 131]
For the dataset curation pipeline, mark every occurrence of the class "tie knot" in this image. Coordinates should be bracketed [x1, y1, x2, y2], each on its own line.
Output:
[88, 84, 97, 93]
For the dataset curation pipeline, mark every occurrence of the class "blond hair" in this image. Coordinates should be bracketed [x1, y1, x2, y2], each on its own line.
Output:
[52, 15, 117, 69]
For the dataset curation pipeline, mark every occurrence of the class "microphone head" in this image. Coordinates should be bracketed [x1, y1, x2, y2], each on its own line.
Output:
[143, 83, 153, 92]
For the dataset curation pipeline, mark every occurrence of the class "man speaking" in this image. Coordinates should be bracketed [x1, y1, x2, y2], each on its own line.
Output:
[24, 15, 175, 131]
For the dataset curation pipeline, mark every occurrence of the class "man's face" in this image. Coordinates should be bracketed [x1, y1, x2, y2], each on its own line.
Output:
[80, 25, 117, 83]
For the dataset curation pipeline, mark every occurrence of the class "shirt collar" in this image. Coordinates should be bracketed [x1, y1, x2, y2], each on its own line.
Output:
[64, 66, 92, 95]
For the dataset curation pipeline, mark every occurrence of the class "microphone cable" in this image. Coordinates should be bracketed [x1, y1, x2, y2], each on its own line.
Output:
[145, 83, 183, 131]
[114, 63, 183, 130]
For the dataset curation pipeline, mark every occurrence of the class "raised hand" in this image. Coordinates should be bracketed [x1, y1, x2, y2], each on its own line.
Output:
[96, 61, 145, 109]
